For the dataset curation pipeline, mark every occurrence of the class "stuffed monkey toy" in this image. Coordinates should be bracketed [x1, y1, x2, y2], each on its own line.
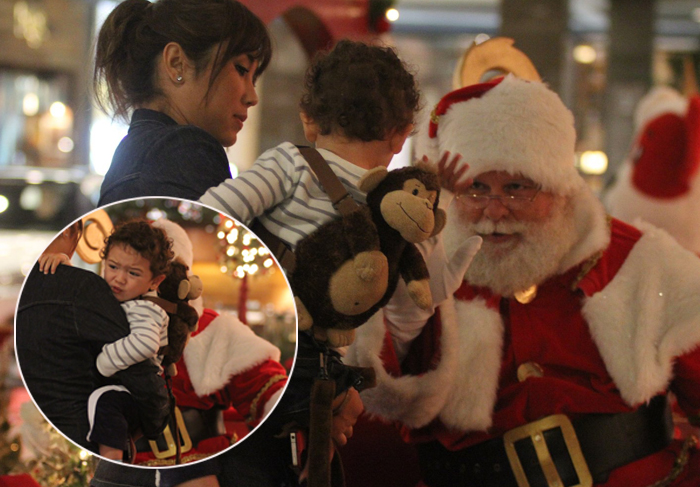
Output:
[291, 163, 446, 347]
[155, 260, 203, 374]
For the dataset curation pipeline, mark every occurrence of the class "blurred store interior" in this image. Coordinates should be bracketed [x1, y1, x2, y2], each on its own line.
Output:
[0, 0, 699, 480]
[2, 0, 698, 310]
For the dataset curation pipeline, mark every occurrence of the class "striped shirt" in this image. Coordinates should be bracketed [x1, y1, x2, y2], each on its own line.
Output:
[199, 142, 367, 250]
[96, 298, 169, 377]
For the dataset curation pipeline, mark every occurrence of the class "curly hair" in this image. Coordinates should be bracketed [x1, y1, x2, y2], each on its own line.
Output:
[299, 39, 420, 142]
[101, 219, 174, 277]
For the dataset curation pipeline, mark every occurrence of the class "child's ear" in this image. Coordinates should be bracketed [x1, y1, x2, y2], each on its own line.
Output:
[300, 112, 320, 143]
[150, 274, 167, 292]
[389, 124, 414, 155]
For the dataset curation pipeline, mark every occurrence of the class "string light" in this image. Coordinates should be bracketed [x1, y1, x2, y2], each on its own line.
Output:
[216, 217, 274, 278]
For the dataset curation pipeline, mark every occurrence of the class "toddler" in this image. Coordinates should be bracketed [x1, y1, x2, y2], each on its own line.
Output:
[199, 39, 420, 251]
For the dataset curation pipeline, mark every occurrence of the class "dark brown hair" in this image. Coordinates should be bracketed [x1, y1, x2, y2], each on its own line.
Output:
[299, 39, 421, 142]
[101, 219, 174, 277]
[94, 0, 272, 121]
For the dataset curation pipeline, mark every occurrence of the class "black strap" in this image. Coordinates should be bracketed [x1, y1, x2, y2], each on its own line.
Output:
[418, 395, 674, 487]
[250, 146, 360, 274]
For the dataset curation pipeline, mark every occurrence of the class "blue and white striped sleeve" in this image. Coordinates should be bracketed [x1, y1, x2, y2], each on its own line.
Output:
[199, 143, 298, 224]
[96, 300, 168, 377]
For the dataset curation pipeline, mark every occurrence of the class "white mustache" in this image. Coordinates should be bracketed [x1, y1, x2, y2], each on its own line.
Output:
[472, 219, 528, 235]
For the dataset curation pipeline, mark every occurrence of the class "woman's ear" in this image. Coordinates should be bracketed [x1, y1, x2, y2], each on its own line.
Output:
[162, 42, 188, 84]
[300, 112, 320, 143]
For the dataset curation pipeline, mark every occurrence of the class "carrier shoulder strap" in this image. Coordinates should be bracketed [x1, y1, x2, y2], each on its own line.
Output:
[251, 146, 362, 274]
[141, 295, 178, 315]
[298, 146, 360, 216]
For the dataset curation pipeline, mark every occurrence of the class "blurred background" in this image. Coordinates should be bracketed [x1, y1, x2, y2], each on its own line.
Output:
[0, 0, 699, 484]
[3, 0, 699, 307]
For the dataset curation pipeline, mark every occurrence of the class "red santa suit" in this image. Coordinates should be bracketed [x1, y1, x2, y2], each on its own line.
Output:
[346, 76, 700, 487]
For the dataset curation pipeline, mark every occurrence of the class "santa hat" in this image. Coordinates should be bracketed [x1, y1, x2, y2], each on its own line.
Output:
[627, 86, 700, 198]
[633, 85, 688, 130]
[153, 218, 193, 268]
[423, 74, 584, 195]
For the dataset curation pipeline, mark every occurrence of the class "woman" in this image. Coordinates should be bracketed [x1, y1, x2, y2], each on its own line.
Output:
[91, 2, 364, 485]
[95, 0, 270, 206]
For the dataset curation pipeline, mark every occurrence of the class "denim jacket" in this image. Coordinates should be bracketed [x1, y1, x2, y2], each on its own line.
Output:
[15, 264, 170, 451]
[98, 109, 232, 206]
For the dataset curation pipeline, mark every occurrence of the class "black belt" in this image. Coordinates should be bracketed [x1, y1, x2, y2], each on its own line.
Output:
[418, 395, 673, 487]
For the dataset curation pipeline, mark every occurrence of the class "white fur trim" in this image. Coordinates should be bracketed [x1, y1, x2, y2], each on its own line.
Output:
[583, 222, 700, 405]
[346, 303, 459, 429]
[438, 298, 503, 431]
[633, 86, 688, 131]
[183, 314, 281, 396]
[557, 187, 611, 274]
[606, 163, 700, 254]
[346, 297, 503, 431]
[435, 75, 582, 195]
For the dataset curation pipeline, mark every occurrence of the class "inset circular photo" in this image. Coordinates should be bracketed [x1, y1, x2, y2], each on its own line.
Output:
[14, 197, 296, 468]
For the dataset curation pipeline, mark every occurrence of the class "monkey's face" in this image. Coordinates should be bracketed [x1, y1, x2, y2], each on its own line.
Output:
[380, 178, 439, 243]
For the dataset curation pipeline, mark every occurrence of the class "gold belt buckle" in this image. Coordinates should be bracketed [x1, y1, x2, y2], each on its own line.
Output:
[503, 414, 593, 487]
[149, 407, 194, 459]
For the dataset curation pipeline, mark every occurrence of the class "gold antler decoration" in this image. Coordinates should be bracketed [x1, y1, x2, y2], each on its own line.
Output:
[76, 209, 114, 264]
[453, 37, 541, 89]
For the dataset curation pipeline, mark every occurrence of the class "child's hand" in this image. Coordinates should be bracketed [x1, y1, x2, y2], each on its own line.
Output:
[38, 253, 72, 274]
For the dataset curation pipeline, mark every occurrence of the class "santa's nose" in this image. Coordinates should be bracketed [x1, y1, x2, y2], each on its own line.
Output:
[482, 197, 511, 220]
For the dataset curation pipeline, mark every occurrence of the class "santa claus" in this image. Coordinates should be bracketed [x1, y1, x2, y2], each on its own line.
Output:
[606, 85, 700, 254]
[346, 75, 700, 487]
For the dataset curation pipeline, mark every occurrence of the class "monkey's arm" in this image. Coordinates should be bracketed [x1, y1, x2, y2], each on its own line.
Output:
[399, 244, 432, 311]
[342, 206, 387, 281]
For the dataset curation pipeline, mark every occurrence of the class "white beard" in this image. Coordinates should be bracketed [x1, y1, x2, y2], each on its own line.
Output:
[454, 200, 578, 297]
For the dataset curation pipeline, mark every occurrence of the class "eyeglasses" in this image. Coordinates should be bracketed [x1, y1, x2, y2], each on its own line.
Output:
[456, 186, 541, 210]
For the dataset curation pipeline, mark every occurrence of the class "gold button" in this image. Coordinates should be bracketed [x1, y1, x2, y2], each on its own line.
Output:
[517, 362, 544, 382]
[514, 285, 537, 304]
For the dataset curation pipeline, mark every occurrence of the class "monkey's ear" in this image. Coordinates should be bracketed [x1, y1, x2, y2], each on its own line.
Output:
[431, 208, 447, 236]
[358, 167, 388, 194]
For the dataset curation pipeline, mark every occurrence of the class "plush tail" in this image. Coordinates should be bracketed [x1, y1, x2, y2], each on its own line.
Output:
[307, 378, 336, 487]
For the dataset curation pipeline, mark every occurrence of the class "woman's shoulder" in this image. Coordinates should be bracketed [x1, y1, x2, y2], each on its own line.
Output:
[151, 124, 227, 160]
[126, 110, 227, 161]
[100, 112, 232, 203]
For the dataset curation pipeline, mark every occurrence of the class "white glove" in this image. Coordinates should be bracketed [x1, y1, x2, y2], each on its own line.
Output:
[384, 232, 482, 361]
